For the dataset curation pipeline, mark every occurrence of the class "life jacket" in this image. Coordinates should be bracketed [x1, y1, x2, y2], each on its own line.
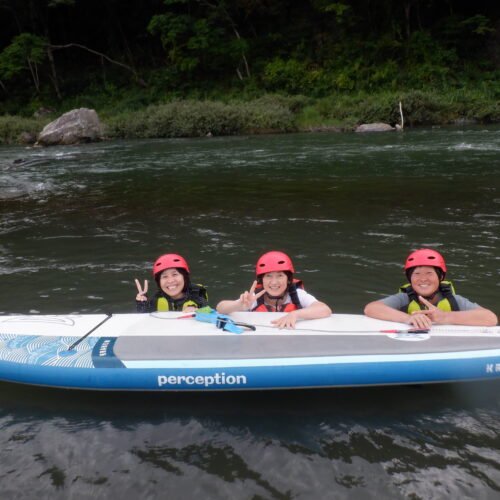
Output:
[156, 283, 208, 312]
[398, 280, 459, 313]
[251, 279, 304, 312]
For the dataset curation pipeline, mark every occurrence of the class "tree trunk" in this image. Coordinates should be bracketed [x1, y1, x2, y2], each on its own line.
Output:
[0, 79, 8, 94]
[233, 27, 251, 78]
[46, 45, 62, 100]
[404, 1, 411, 40]
[27, 58, 40, 93]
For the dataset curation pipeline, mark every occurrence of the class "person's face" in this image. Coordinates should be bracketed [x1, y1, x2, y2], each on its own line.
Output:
[262, 271, 289, 297]
[410, 266, 440, 297]
[159, 268, 185, 299]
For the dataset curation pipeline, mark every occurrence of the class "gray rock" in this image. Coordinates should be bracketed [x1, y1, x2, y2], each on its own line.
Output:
[17, 131, 37, 145]
[37, 108, 104, 146]
[355, 123, 395, 133]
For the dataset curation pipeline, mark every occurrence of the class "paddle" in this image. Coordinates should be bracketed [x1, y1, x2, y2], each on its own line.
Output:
[67, 313, 112, 351]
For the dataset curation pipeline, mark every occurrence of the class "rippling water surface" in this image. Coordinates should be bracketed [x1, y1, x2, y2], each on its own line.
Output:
[0, 126, 499, 498]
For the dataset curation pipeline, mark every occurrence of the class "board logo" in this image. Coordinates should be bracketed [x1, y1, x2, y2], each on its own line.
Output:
[486, 364, 500, 374]
[386, 332, 430, 341]
[98, 339, 112, 356]
[158, 372, 247, 388]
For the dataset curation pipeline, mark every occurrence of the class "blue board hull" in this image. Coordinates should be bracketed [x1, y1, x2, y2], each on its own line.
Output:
[1, 339, 500, 390]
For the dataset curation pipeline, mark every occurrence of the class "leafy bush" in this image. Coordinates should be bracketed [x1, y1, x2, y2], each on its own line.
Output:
[466, 100, 500, 123]
[0, 114, 42, 144]
[355, 94, 401, 124]
[398, 90, 443, 125]
[104, 97, 296, 139]
[303, 92, 401, 128]
[239, 96, 295, 132]
[262, 58, 333, 96]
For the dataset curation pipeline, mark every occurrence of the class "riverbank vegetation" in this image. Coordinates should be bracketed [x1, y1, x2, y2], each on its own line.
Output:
[0, 1, 498, 144]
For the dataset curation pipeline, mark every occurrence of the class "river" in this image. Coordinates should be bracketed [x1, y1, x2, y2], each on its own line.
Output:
[0, 126, 499, 498]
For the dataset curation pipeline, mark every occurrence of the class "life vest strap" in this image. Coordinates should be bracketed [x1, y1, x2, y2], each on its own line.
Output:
[156, 283, 209, 312]
[399, 281, 459, 313]
[252, 280, 303, 312]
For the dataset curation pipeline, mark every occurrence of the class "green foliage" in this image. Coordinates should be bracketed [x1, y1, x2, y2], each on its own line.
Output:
[0, 114, 43, 145]
[104, 97, 296, 139]
[241, 95, 296, 132]
[148, 2, 247, 76]
[0, 33, 47, 81]
[302, 92, 400, 128]
[460, 14, 495, 36]
[148, 13, 200, 71]
[0, 1, 498, 130]
[262, 58, 332, 96]
[321, 2, 350, 16]
[398, 90, 442, 125]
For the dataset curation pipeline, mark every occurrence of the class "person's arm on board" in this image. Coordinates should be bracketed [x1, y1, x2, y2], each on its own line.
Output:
[271, 300, 332, 329]
[413, 297, 498, 326]
[216, 281, 265, 314]
[364, 299, 433, 329]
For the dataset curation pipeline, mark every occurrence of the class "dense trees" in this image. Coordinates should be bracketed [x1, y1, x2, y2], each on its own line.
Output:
[0, 0, 498, 114]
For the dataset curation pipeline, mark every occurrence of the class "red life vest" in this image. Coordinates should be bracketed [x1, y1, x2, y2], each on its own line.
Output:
[251, 280, 304, 312]
[252, 302, 299, 312]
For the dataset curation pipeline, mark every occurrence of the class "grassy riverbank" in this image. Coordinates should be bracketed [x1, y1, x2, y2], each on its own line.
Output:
[1, 88, 499, 145]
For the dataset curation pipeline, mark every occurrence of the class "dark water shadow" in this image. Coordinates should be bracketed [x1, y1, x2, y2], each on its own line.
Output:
[1, 379, 499, 424]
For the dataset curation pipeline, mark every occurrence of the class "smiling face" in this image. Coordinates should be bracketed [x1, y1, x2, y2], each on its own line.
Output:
[261, 271, 289, 298]
[159, 268, 185, 299]
[410, 266, 440, 298]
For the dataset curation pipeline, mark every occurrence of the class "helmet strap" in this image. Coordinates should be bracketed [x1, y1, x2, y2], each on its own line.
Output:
[266, 293, 284, 300]
[420, 291, 438, 302]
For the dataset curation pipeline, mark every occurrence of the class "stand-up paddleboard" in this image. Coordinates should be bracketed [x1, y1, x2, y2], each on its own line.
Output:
[0, 311, 499, 391]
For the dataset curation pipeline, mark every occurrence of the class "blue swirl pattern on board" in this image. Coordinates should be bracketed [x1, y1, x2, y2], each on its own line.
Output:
[0, 334, 98, 368]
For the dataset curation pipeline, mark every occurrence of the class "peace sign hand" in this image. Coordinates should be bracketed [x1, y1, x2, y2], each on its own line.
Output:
[135, 278, 149, 302]
[239, 280, 266, 310]
[413, 296, 450, 324]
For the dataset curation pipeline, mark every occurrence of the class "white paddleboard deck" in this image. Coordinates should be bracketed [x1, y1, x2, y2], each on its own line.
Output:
[0, 312, 499, 391]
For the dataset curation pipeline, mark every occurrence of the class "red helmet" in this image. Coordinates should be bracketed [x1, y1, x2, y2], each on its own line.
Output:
[404, 249, 446, 279]
[153, 254, 190, 277]
[256, 251, 294, 277]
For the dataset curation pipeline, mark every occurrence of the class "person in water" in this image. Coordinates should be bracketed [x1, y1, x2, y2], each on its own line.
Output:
[364, 248, 498, 328]
[216, 251, 332, 329]
[135, 253, 209, 312]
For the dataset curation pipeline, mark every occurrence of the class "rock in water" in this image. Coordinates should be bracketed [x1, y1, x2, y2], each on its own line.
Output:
[37, 108, 104, 146]
[355, 123, 395, 133]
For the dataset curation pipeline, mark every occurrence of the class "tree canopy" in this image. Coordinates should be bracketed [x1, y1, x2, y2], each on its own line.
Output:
[0, 0, 498, 113]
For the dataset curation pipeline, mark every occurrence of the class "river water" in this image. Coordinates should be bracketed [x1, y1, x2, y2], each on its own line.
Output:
[0, 126, 499, 498]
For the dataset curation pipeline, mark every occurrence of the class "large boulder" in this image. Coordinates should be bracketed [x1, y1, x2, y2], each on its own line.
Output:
[36, 108, 104, 146]
[355, 122, 395, 133]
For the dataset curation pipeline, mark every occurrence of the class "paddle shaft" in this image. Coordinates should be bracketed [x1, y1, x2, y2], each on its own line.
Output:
[67, 313, 112, 350]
